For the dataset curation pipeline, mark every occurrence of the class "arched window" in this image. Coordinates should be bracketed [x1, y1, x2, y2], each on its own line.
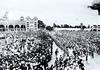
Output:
[9, 25, 13, 28]
[15, 25, 20, 31]
[21, 25, 26, 28]
[0, 25, 5, 31]
[0, 25, 4, 28]
[9, 25, 14, 31]
[15, 25, 20, 28]
[21, 25, 26, 31]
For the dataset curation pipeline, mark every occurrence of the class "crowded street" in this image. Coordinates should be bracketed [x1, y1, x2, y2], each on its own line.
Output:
[0, 30, 99, 70]
[0, 0, 100, 69]
[49, 30, 100, 70]
[51, 41, 100, 70]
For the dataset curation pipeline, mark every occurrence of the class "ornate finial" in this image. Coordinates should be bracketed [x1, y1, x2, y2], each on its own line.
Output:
[3, 11, 8, 20]
[20, 16, 24, 21]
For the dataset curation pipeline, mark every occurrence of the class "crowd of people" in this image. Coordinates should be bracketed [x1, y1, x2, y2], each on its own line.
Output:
[50, 30, 100, 70]
[0, 30, 99, 70]
[0, 31, 54, 70]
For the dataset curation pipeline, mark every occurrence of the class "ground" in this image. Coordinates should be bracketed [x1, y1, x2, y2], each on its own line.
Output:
[85, 54, 100, 70]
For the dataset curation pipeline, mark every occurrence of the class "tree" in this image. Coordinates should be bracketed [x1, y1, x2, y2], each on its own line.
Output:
[83, 25, 86, 29]
[61, 25, 64, 28]
[75, 25, 80, 28]
[56, 25, 61, 28]
[53, 23, 57, 27]
[63, 24, 69, 28]
[46, 26, 53, 31]
[87, 25, 90, 28]
[38, 20, 45, 29]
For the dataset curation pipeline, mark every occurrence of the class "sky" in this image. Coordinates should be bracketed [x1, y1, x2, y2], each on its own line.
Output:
[93, 0, 100, 3]
[0, 0, 100, 26]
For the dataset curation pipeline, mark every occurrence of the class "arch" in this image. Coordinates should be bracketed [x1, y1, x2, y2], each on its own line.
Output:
[9, 25, 13, 28]
[0, 25, 5, 28]
[21, 25, 26, 28]
[0, 25, 5, 31]
[8, 25, 14, 31]
[15, 25, 20, 28]
[21, 25, 26, 31]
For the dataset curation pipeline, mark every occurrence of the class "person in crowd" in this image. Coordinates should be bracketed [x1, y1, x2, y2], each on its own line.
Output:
[59, 55, 63, 67]
[86, 51, 88, 62]
[78, 59, 85, 70]
[0, 30, 100, 70]
[55, 48, 59, 58]
[55, 57, 59, 70]
[49, 65, 53, 70]
[20, 61, 27, 70]
[0, 64, 3, 70]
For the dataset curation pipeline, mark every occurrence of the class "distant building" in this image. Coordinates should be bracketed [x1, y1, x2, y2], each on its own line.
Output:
[0, 13, 38, 32]
[91, 25, 100, 31]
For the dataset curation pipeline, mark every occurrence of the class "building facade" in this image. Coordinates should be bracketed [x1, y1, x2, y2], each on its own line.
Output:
[91, 25, 100, 31]
[0, 15, 38, 32]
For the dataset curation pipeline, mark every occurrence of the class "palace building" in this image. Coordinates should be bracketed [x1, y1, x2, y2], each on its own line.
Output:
[0, 12, 38, 32]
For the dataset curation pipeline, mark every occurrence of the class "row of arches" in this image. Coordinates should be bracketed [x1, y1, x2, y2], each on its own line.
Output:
[8, 25, 26, 28]
[0, 25, 26, 31]
[0, 25, 26, 28]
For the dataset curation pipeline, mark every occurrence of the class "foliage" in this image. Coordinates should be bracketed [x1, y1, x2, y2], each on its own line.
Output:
[46, 26, 53, 31]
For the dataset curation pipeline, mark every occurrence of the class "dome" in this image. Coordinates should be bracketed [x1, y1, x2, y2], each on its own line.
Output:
[26, 16, 31, 20]
[33, 17, 38, 21]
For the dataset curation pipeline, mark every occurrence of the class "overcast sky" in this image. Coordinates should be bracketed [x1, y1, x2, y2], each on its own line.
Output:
[0, 0, 100, 26]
